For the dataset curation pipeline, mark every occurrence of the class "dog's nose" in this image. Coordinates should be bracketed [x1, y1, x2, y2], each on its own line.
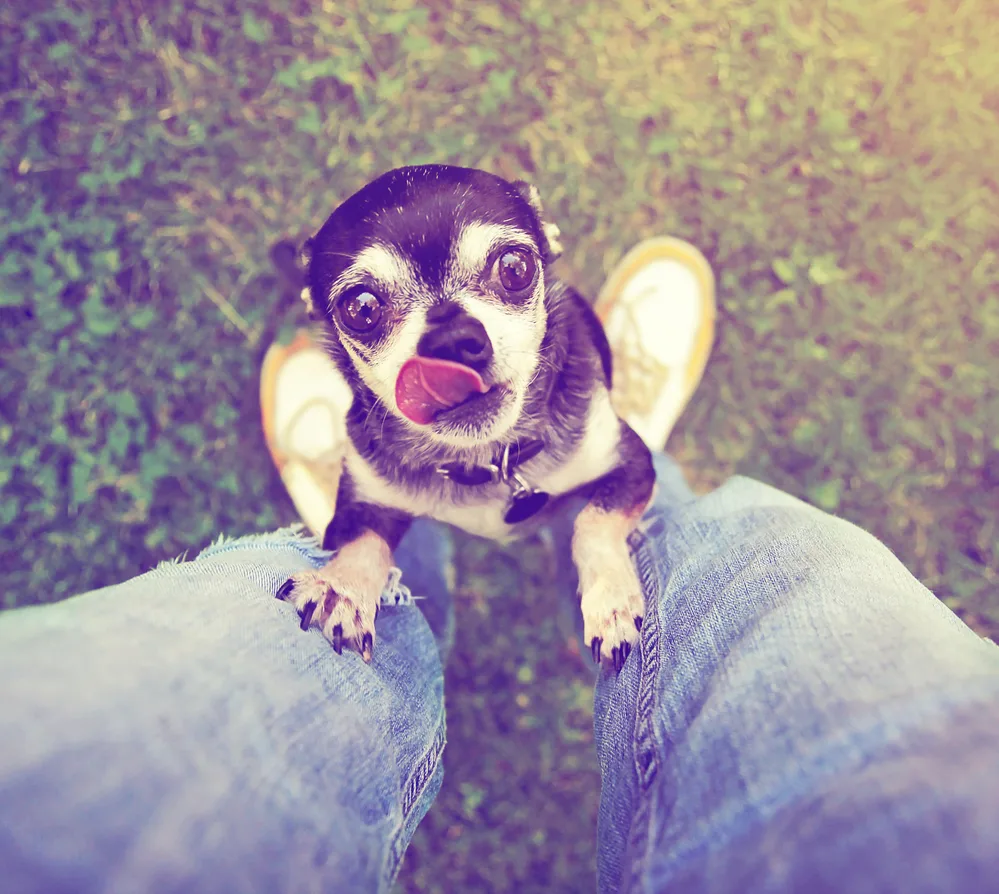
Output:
[418, 313, 493, 370]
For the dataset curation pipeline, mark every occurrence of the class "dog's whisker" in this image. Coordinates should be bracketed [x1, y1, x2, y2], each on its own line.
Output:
[377, 402, 391, 445]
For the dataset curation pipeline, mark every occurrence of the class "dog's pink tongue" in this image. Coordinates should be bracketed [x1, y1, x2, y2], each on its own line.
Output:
[395, 357, 488, 425]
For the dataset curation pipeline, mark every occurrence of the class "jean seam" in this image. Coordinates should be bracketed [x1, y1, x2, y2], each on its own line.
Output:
[383, 709, 447, 888]
[621, 528, 665, 894]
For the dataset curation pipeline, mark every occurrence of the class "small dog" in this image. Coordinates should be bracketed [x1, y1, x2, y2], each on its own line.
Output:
[275, 165, 655, 671]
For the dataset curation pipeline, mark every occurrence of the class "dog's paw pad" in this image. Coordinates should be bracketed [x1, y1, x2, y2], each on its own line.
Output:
[276, 572, 376, 661]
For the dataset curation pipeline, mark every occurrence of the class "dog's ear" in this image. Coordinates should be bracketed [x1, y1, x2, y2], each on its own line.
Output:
[270, 239, 302, 284]
[297, 239, 318, 316]
[512, 181, 563, 264]
[299, 237, 314, 270]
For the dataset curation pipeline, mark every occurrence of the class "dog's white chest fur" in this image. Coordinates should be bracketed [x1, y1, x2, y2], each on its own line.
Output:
[346, 388, 621, 542]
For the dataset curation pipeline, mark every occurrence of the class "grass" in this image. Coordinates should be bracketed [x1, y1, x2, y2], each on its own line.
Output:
[2, 0, 998, 889]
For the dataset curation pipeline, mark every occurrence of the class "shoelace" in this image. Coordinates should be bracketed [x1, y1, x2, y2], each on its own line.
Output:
[278, 395, 346, 463]
[607, 298, 672, 420]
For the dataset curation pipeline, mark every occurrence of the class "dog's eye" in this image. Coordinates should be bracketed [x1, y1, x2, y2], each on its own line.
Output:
[337, 290, 384, 334]
[496, 248, 536, 293]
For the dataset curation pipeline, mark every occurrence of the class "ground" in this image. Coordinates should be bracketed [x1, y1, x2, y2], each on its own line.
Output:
[1, 1, 997, 891]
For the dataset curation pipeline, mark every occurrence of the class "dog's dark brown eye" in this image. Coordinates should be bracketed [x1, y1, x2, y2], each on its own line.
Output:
[497, 248, 536, 293]
[337, 290, 383, 333]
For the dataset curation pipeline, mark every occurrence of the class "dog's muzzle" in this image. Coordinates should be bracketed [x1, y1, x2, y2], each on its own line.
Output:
[394, 307, 496, 425]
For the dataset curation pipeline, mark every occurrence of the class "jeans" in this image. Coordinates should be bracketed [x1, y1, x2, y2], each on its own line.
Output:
[1, 455, 997, 893]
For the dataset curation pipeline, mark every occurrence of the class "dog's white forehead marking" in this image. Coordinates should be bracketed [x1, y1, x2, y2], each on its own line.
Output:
[327, 243, 419, 307]
[450, 222, 536, 282]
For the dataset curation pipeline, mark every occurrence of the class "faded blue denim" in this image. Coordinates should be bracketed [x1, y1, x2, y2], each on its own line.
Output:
[1, 455, 997, 893]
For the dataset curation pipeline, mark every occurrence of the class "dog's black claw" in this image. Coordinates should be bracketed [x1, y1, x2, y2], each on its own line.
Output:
[332, 624, 343, 655]
[360, 632, 373, 663]
[299, 601, 316, 630]
[611, 643, 632, 673]
[276, 578, 295, 600]
[591, 637, 603, 665]
[634, 615, 643, 631]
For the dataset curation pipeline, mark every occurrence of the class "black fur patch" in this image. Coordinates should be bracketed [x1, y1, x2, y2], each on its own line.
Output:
[587, 422, 656, 513]
[322, 470, 412, 552]
[570, 290, 613, 388]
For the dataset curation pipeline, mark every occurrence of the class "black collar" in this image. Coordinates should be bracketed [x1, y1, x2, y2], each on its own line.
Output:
[435, 438, 545, 486]
[435, 438, 550, 524]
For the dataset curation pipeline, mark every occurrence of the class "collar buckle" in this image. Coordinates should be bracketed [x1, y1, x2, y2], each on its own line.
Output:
[435, 439, 543, 490]
[498, 443, 514, 483]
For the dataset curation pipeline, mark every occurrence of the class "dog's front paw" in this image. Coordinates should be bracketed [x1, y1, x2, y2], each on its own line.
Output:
[276, 570, 378, 662]
[580, 564, 644, 673]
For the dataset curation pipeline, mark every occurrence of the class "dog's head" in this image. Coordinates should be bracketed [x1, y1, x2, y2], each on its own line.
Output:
[304, 165, 563, 448]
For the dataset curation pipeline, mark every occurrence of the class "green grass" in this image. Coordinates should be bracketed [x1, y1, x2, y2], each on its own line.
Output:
[2, 0, 998, 889]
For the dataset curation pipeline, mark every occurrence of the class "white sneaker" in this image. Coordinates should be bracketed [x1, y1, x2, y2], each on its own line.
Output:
[593, 237, 716, 449]
[260, 332, 353, 537]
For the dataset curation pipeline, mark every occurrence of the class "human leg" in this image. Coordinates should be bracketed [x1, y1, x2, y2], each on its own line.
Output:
[595, 453, 999, 894]
[0, 521, 452, 894]
[592, 238, 999, 893]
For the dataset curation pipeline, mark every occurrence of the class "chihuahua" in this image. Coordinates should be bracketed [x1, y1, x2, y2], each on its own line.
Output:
[275, 165, 655, 671]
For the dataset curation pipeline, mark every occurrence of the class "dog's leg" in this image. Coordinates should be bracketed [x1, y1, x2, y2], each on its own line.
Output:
[572, 423, 655, 672]
[277, 472, 411, 662]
